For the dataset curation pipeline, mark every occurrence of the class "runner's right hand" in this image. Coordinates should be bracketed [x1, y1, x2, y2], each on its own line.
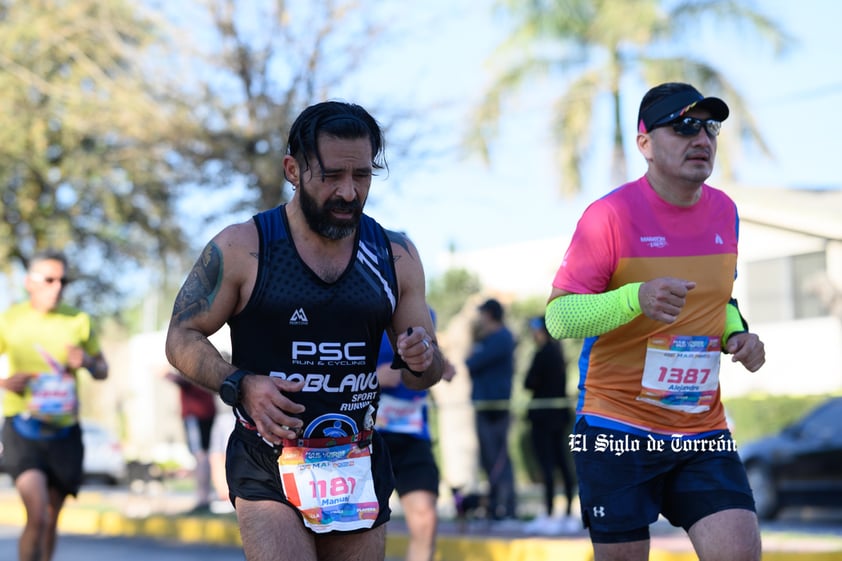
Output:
[639, 277, 696, 324]
[2, 372, 35, 394]
[240, 374, 306, 445]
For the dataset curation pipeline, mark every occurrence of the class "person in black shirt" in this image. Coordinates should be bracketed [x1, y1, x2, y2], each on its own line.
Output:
[523, 316, 577, 535]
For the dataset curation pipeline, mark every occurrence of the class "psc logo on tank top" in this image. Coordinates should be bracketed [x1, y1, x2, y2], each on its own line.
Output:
[291, 340, 367, 366]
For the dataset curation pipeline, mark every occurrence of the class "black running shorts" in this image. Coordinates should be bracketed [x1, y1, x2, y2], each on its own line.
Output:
[2, 418, 84, 496]
[380, 431, 439, 497]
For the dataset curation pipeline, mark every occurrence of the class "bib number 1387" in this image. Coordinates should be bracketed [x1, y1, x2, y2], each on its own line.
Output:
[638, 335, 721, 413]
[657, 367, 712, 385]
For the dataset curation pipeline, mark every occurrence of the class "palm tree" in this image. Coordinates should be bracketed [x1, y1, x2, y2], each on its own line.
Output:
[468, 0, 793, 196]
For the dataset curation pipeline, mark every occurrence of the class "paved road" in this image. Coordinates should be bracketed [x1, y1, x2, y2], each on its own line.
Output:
[757, 504, 842, 535]
[2, 477, 841, 561]
[0, 525, 246, 561]
[0, 524, 416, 561]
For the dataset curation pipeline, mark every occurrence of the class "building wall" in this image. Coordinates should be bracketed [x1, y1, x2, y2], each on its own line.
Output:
[113, 327, 231, 466]
[439, 220, 842, 399]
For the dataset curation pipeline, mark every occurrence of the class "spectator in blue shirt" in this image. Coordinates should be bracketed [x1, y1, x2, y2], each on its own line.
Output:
[465, 298, 517, 523]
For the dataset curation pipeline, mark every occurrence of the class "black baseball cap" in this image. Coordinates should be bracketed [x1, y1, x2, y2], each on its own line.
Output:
[638, 83, 729, 133]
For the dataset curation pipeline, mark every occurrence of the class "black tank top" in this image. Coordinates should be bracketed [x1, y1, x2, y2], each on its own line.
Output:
[228, 205, 398, 441]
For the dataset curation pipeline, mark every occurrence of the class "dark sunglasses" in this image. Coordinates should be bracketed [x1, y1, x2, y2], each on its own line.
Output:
[29, 272, 71, 286]
[658, 116, 722, 138]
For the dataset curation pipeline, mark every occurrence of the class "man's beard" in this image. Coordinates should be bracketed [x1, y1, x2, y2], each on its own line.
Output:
[299, 182, 363, 240]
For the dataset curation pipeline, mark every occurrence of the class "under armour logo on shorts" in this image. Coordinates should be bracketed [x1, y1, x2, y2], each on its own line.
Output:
[593, 506, 606, 518]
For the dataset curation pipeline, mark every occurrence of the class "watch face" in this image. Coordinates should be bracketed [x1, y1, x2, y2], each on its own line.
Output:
[220, 380, 238, 406]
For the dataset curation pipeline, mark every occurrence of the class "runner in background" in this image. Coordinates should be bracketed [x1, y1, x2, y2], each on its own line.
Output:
[0, 250, 109, 561]
[376, 310, 456, 561]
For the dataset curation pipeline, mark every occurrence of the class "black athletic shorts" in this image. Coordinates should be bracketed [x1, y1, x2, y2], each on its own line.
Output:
[2, 417, 84, 496]
[572, 417, 756, 544]
[380, 431, 439, 496]
[226, 422, 395, 532]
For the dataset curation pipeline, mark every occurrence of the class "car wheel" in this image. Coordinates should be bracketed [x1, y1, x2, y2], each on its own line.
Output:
[746, 463, 779, 520]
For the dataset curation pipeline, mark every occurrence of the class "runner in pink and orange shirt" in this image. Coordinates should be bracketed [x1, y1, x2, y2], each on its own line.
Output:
[545, 82, 765, 561]
[553, 173, 740, 435]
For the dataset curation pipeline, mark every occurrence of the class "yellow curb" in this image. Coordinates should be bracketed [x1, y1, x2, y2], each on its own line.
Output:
[493, 537, 595, 561]
[58, 508, 101, 534]
[173, 517, 207, 542]
[649, 551, 700, 561]
[423, 534, 596, 561]
[0, 502, 23, 526]
[1, 497, 841, 561]
[100, 510, 135, 536]
[384, 533, 408, 559]
[202, 517, 243, 546]
[764, 555, 842, 561]
[142, 515, 173, 538]
[436, 535, 513, 561]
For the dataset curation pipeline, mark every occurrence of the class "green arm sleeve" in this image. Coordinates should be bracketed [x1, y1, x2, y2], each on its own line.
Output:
[545, 282, 644, 339]
[722, 298, 749, 349]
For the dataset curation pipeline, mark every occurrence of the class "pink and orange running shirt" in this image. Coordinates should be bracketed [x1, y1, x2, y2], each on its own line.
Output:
[553, 176, 739, 436]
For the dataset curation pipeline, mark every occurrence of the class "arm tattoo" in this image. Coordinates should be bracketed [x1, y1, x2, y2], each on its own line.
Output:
[172, 242, 224, 323]
[385, 229, 415, 262]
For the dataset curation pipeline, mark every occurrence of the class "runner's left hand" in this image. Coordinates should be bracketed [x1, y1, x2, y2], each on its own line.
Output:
[725, 332, 765, 372]
[395, 327, 434, 373]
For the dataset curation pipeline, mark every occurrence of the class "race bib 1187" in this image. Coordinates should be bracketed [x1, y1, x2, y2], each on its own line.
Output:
[279, 442, 378, 533]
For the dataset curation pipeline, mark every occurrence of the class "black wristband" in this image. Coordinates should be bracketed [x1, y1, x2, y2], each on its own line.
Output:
[390, 355, 423, 378]
[729, 298, 750, 332]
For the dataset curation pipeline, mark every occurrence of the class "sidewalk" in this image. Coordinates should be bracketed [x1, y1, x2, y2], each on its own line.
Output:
[0, 480, 840, 561]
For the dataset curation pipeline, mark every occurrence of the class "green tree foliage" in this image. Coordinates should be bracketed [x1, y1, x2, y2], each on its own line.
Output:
[0, 0, 192, 315]
[0, 0, 413, 322]
[470, 0, 793, 195]
[160, 0, 418, 217]
[426, 267, 482, 329]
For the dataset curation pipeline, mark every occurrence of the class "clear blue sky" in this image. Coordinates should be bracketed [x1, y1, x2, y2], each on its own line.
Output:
[352, 0, 842, 278]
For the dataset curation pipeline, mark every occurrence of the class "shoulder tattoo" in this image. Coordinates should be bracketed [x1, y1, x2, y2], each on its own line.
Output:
[386, 229, 415, 262]
[172, 242, 224, 323]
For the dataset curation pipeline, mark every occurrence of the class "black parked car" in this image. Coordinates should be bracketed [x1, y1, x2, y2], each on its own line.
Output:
[739, 397, 842, 520]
